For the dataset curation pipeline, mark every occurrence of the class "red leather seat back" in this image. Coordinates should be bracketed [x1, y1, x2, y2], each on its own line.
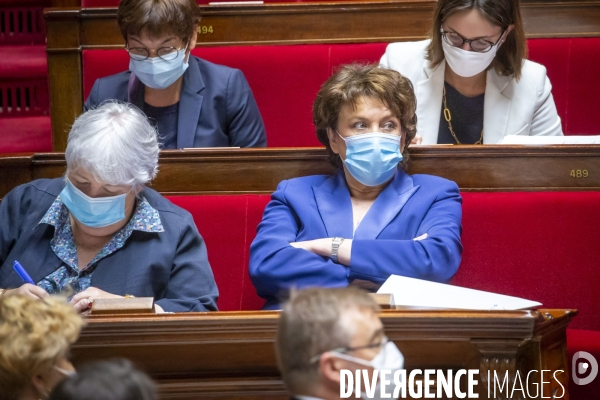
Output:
[166, 194, 270, 311]
[82, 44, 388, 147]
[454, 192, 600, 331]
[528, 38, 600, 135]
[83, 39, 600, 146]
[166, 191, 600, 332]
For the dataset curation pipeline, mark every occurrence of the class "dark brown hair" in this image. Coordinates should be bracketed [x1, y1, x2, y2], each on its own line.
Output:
[313, 64, 417, 169]
[426, 0, 527, 80]
[117, 0, 201, 43]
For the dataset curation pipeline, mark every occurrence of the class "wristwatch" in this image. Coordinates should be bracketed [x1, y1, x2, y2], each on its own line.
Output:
[331, 237, 345, 263]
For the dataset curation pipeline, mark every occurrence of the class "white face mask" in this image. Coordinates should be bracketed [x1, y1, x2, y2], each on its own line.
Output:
[442, 39, 499, 78]
[129, 47, 189, 89]
[54, 365, 75, 377]
[333, 341, 404, 400]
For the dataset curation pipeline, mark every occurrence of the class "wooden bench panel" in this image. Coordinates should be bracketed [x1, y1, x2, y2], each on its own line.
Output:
[71, 309, 575, 399]
[2, 146, 600, 197]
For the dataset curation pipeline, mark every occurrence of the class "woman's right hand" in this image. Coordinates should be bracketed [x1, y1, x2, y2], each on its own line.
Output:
[411, 135, 423, 145]
[5, 284, 49, 300]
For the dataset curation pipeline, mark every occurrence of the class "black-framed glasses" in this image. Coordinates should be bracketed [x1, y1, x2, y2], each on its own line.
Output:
[126, 43, 188, 61]
[309, 336, 389, 364]
[440, 28, 505, 53]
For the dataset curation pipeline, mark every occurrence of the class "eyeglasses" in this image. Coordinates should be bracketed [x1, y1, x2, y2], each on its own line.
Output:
[309, 336, 388, 364]
[126, 43, 188, 61]
[440, 28, 505, 53]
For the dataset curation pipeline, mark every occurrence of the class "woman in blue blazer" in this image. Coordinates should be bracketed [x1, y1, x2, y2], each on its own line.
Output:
[85, 0, 266, 149]
[250, 64, 463, 309]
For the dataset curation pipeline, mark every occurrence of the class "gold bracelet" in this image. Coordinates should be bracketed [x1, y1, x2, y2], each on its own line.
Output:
[124, 294, 135, 298]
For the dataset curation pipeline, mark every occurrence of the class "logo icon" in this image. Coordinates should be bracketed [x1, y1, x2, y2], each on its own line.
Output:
[572, 351, 598, 386]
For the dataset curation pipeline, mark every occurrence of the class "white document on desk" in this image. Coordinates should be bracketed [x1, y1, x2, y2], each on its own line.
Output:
[377, 275, 541, 310]
[499, 135, 600, 145]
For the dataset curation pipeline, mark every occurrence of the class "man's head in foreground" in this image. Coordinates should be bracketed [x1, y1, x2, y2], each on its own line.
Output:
[276, 287, 404, 400]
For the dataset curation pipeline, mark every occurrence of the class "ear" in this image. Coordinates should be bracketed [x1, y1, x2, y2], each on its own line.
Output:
[186, 31, 198, 62]
[319, 352, 345, 386]
[327, 128, 340, 155]
[189, 30, 198, 51]
[31, 373, 49, 399]
[501, 24, 515, 43]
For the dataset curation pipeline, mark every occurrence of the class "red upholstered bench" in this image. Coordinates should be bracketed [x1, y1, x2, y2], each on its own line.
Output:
[167, 190, 600, 398]
[0, 5, 51, 153]
[168, 192, 600, 329]
[83, 38, 600, 148]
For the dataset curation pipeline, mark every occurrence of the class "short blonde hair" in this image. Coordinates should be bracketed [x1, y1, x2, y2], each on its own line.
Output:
[276, 287, 380, 394]
[0, 295, 84, 400]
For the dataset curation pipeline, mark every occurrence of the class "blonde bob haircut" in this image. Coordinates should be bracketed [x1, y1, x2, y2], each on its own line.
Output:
[426, 0, 527, 80]
[313, 64, 417, 169]
[0, 295, 84, 400]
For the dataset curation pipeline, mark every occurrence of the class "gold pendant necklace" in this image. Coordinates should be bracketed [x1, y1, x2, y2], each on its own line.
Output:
[442, 85, 484, 145]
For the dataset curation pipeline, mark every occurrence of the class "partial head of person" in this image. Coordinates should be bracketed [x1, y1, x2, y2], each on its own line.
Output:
[314, 64, 417, 188]
[49, 358, 157, 400]
[62, 101, 159, 239]
[427, 0, 527, 79]
[0, 295, 83, 400]
[276, 287, 404, 400]
[118, 0, 202, 89]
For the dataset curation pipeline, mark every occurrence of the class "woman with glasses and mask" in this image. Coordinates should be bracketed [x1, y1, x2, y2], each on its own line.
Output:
[84, 0, 266, 149]
[249, 64, 462, 310]
[0, 294, 83, 400]
[0, 102, 218, 313]
[381, 0, 563, 144]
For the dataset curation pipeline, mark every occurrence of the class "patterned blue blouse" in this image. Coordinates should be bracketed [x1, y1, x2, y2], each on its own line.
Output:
[37, 195, 164, 295]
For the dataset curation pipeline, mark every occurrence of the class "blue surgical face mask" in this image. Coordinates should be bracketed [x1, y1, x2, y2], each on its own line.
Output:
[60, 179, 127, 228]
[129, 47, 189, 90]
[340, 132, 403, 186]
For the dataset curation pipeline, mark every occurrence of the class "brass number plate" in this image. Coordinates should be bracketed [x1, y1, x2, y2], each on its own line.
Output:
[198, 26, 214, 34]
[570, 169, 589, 178]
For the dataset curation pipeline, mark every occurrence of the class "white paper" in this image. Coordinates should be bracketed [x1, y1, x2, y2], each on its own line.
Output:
[499, 135, 600, 145]
[377, 275, 541, 310]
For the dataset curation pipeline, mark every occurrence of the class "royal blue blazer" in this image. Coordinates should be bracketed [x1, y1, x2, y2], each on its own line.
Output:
[84, 55, 267, 148]
[249, 169, 463, 309]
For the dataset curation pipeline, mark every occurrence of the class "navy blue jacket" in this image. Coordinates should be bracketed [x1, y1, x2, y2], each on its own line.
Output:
[249, 170, 463, 309]
[84, 55, 267, 148]
[0, 179, 218, 312]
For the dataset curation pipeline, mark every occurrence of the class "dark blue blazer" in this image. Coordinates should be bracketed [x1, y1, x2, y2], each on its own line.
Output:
[0, 179, 218, 312]
[84, 55, 267, 148]
[249, 169, 463, 309]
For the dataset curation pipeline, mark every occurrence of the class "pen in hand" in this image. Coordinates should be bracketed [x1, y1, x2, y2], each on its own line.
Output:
[9, 260, 48, 300]
[13, 260, 35, 285]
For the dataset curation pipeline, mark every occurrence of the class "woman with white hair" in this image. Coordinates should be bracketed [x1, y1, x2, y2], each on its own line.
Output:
[0, 102, 218, 312]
